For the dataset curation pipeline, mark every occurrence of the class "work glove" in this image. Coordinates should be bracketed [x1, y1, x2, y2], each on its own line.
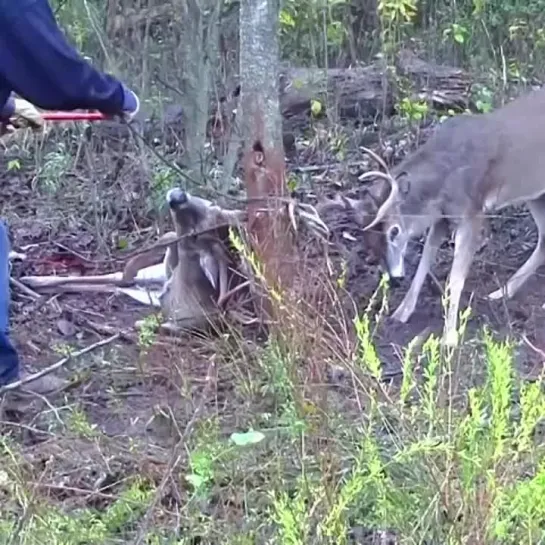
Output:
[0, 98, 44, 137]
[7, 98, 44, 129]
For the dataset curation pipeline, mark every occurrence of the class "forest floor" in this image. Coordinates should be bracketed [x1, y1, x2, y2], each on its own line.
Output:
[0, 115, 544, 543]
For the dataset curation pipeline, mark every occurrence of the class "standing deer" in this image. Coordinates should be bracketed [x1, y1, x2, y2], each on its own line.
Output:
[336, 87, 545, 346]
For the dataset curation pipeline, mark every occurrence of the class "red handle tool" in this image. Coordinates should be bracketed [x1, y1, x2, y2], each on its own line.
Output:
[41, 111, 112, 121]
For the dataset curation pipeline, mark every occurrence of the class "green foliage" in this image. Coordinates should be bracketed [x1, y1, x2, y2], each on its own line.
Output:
[279, 0, 348, 65]
[269, 317, 545, 544]
[0, 475, 155, 544]
[443, 22, 470, 45]
[7, 159, 21, 172]
[37, 142, 72, 193]
[473, 83, 495, 113]
[398, 96, 429, 122]
[149, 160, 180, 214]
[378, 0, 418, 54]
[276, 0, 545, 83]
[50, 0, 102, 53]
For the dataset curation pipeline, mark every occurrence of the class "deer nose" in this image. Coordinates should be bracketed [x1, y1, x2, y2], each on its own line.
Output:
[167, 188, 188, 207]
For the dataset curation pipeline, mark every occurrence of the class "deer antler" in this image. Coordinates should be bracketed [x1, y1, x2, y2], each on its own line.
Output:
[359, 147, 400, 231]
[360, 145, 390, 172]
[293, 201, 330, 239]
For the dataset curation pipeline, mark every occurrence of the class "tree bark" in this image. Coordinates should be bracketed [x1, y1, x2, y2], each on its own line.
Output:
[239, 0, 283, 152]
[239, 0, 296, 320]
[177, 0, 222, 180]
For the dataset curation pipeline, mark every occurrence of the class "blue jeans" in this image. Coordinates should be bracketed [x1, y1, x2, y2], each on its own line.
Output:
[0, 220, 20, 385]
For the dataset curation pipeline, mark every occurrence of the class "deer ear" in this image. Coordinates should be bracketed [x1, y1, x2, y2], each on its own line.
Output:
[397, 172, 411, 195]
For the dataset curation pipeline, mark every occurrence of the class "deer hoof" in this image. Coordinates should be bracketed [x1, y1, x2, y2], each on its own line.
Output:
[487, 287, 507, 301]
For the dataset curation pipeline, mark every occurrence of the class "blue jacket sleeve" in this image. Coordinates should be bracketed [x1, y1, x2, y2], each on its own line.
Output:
[0, 0, 129, 114]
[0, 94, 14, 119]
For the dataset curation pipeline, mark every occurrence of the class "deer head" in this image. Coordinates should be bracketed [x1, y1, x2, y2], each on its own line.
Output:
[167, 187, 246, 234]
[166, 188, 213, 235]
[316, 149, 408, 274]
[355, 146, 444, 279]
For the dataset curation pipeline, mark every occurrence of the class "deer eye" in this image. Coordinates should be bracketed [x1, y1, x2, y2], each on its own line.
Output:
[388, 224, 400, 242]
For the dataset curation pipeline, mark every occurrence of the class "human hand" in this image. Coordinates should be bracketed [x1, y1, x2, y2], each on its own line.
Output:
[9, 98, 44, 129]
[120, 86, 140, 123]
[0, 98, 44, 138]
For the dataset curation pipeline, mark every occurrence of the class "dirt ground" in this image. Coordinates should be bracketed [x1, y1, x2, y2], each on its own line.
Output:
[1, 121, 544, 531]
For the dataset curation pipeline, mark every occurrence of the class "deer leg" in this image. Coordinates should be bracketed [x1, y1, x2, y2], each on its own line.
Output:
[216, 259, 229, 306]
[123, 231, 178, 283]
[164, 243, 179, 279]
[391, 221, 447, 323]
[488, 194, 545, 301]
[443, 216, 482, 347]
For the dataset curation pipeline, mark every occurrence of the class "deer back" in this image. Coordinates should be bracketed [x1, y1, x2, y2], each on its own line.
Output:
[482, 87, 545, 209]
[381, 113, 506, 235]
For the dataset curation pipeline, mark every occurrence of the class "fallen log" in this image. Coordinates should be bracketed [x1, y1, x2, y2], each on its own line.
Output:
[138, 50, 472, 155]
[83, 51, 472, 155]
[279, 49, 472, 128]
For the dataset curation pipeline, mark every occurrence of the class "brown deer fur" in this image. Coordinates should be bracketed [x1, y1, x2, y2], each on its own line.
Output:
[332, 87, 545, 345]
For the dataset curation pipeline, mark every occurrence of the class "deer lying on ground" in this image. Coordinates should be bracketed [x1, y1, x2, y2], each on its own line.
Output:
[122, 187, 247, 330]
[20, 188, 247, 331]
[323, 87, 545, 346]
[20, 185, 329, 333]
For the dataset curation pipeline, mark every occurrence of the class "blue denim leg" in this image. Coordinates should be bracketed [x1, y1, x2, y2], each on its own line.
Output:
[0, 220, 20, 385]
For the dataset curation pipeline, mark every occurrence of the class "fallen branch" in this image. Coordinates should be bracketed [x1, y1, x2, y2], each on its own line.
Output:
[9, 277, 42, 300]
[92, 327, 135, 343]
[119, 223, 236, 261]
[19, 272, 146, 289]
[0, 334, 121, 394]
[291, 160, 369, 174]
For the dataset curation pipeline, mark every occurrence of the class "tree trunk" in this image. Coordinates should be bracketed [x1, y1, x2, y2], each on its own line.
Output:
[239, 0, 296, 320]
[239, 0, 283, 152]
[177, 0, 222, 181]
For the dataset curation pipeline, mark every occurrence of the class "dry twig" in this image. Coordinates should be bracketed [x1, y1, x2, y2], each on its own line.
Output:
[0, 334, 121, 394]
[10, 277, 42, 300]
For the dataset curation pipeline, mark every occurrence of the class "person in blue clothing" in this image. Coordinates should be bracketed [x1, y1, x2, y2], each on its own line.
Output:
[0, 0, 140, 400]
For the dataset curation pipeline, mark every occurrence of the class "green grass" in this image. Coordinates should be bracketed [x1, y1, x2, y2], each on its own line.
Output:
[1, 288, 544, 545]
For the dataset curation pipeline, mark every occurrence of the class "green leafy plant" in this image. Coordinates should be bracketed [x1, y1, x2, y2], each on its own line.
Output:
[279, 0, 348, 65]
[37, 142, 71, 193]
[443, 22, 470, 44]
[398, 96, 429, 122]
